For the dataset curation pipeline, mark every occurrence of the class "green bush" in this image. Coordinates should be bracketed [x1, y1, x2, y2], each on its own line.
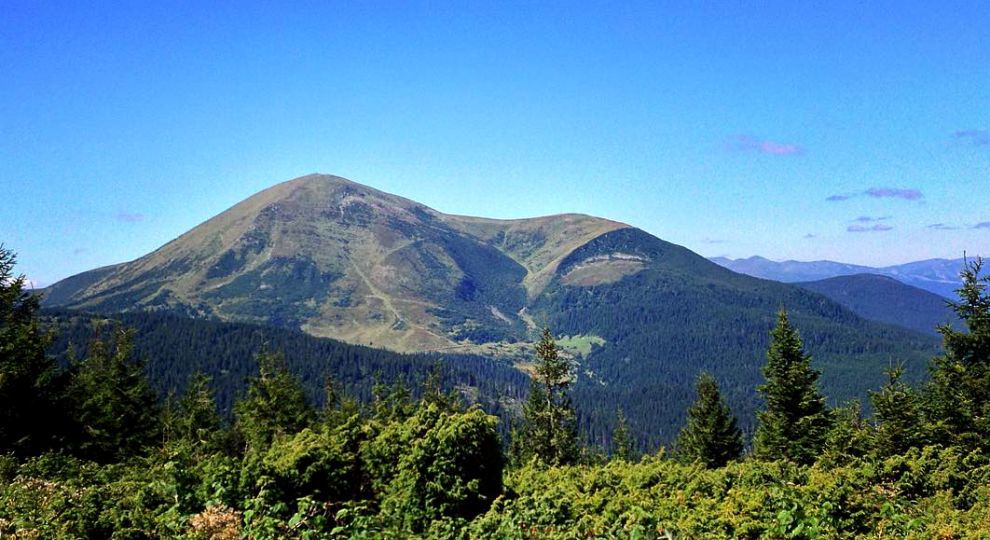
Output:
[369, 403, 504, 532]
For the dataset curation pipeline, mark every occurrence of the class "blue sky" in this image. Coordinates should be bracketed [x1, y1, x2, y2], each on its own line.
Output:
[2, 1, 988, 286]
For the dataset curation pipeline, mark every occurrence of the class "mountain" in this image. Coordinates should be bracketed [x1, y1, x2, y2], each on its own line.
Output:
[795, 274, 959, 336]
[44, 174, 942, 447]
[710, 256, 968, 298]
[708, 256, 875, 283]
[43, 174, 625, 354]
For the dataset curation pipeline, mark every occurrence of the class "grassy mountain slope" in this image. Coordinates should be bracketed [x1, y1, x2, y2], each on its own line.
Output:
[44, 175, 627, 353]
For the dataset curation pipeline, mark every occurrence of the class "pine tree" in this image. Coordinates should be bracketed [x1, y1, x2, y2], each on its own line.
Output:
[754, 310, 832, 465]
[924, 257, 990, 451]
[611, 408, 634, 461]
[234, 347, 315, 453]
[520, 327, 578, 466]
[0, 245, 61, 455]
[674, 372, 743, 468]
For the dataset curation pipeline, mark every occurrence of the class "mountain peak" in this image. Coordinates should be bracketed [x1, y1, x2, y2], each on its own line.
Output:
[43, 173, 635, 352]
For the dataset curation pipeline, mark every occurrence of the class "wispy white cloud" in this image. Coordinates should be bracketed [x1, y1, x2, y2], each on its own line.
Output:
[973, 221, 990, 230]
[928, 223, 959, 230]
[864, 187, 923, 201]
[730, 135, 804, 156]
[954, 129, 989, 146]
[853, 216, 890, 223]
[848, 223, 893, 233]
[827, 187, 923, 202]
[115, 211, 145, 223]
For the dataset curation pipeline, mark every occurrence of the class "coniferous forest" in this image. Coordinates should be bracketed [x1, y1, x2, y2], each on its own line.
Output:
[4, 242, 990, 539]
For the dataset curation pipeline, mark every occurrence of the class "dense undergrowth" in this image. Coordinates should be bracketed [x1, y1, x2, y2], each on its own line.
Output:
[4, 437, 990, 538]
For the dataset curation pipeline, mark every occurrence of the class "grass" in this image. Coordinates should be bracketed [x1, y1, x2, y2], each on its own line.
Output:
[555, 334, 606, 357]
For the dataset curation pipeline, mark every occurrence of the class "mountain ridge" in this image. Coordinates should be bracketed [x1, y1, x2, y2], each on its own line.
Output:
[711, 255, 968, 298]
[795, 273, 959, 335]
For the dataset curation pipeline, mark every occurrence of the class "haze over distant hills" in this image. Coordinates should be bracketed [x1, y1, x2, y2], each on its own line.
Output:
[710, 256, 970, 299]
[43, 174, 942, 445]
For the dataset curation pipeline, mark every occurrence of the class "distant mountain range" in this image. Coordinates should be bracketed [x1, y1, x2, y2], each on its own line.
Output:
[41, 174, 942, 445]
[710, 255, 970, 299]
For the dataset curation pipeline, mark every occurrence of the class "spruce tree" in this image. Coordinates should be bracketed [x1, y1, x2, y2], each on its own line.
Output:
[170, 372, 226, 453]
[520, 327, 578, 466]
[675, 372, 743, 468]
[234, 347, 315, 453]
[64, 324, 161, 462]
[0, 245, 60, 455]
[611, 408, 634, 461]
[754, 310, 832, 465]
[924, 257, 990, 451]
[869, 366, 924, 457]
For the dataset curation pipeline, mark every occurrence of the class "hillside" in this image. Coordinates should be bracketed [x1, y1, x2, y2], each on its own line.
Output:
[42, 174, 944, 447]
[43, 309, 529, 428]
[711, 255, 968, 298]
[43, 174, 626, 353]
[796, 274, 960, 336]
[527, 228, 939, 445]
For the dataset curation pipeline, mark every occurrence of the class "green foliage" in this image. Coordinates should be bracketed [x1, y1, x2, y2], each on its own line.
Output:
[818, 401, 871, 468]
[372, 403, 504, 532]
[797, 273, 960, 337]
[470, 449, 990, 539]
[754, 310, 832, 465]
[235, 347, 316, 453]
[371, 376, 416, 423]
[8, 248, 990, 537]
[554, 334, 605, 357]
[64, 324, 161, 462]
[165, 372, 228, 456]
[870, 366, 925, 457]
[0, 245, 60, 456]
[45, 307, 530, 437]
[538, 227, 938, 450]
[519, 328, 579, 466]
[675, 372, 743, 468]
[924, 257, 990, 452]
[611, 408, 634, 461]
[257, 422, 365, 504]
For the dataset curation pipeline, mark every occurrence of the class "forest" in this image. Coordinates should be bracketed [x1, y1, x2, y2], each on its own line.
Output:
[3, 244, 990, 539]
